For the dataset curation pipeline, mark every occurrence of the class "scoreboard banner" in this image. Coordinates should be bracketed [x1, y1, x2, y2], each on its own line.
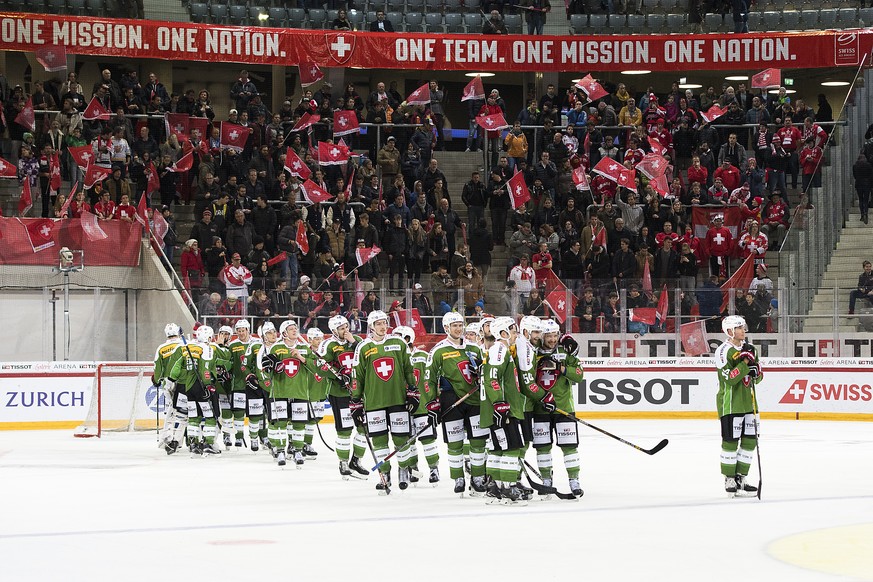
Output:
[1, 13, 871, 72]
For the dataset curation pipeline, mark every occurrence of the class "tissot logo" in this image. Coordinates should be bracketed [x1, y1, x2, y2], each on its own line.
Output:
[578, 378, 695, 405]
[779, 379, 872, 404]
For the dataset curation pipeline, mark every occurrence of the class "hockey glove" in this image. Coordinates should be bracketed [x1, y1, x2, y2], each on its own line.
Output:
[245, 373, 260, 391]
[261, 353, 279, 373]
[205, 384, 216, 395]
[541, 391, 557, 414]
[560, 334, 579, 356]
[426, 400, 441, 425]
[405, 388, 421, 414]
[747, 363, 760, 378]
[216, 366, 232, 383]
[150, 376, 163, 390]
[492, 401, 511, 426]
[349, 398, 365, 425]
[273, 359, 286, 375]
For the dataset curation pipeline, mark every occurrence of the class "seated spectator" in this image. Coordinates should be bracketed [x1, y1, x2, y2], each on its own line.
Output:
[523, 288, 547, 317]
[760, 191, 788, 250]
[218, 293, 244, 327]
[749, 263, 773, 294]
[736, 291, 766, 333]
[849, 260, 873, 315]
[248, 288, 273, 322]
[626, 284, 651, 336]
[199, 292, 222, 318]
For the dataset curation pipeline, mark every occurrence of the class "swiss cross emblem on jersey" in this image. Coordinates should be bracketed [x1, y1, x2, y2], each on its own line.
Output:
[339, 351, 354, 372]
[326, 33, 355, 65]
[457, 360, 474, 384]
[413, 368, 421, 385]
[373, 357, 394, 381]
[282, 358, 300, 377]
[536, 368, 557, 390]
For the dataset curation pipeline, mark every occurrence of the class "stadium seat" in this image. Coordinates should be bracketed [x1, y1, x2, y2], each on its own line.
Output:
[445, 12, 464, 32]
[746, 12, 763, 30]
[504, 13, 522, 33]
[570, 13, 587, 34]
[210, 2, 228, 23]
[762, 11, 781, 30]
[627, 13, 645, 32]
[228, 4, 247, 25]
[387, 0, 404, 10]
[288, 7, 307, 28]
[660, 0, 679, 12]
[859, 7, 873, 27]
[646, 13, 665, 33]
[465, 0, 481, 12]
[268, 6, 287, 26]
[46, 0, 66, 14]
[836, 7, 858, 28]
[308, 8, 326, 28]
[425, 12, 444, 33]
[781, 10, 801, 30]
[818, 8, 838, 29]
[705, 13, 724, 32]
[463, 12, 482, 31]
[665, 13, 685, 32]
[444, 0, 462, 12]
[405, 11, 424, 32]
[407, 0, 423, 10]
[249, 6, 268, 25]
[386, 11, 404, 30]
[588, 13, 606, 34]
[800, 10, 819, 29]
[348, 10, 365, 29]
[84, 0, 103, 16]
[190, 2, 209, 22]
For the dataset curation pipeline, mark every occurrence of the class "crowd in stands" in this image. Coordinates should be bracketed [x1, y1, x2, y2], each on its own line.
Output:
[0, 65, 840, 333]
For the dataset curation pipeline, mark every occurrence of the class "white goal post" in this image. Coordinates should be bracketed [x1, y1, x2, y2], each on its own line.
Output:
[74, 362, 158, 438]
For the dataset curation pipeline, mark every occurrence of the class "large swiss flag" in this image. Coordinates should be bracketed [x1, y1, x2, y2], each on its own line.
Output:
[14, 97, 35, 132]
[300, 179, 332, 204]
[333, 110, 360, 137]
[507, 171, 531, 209]
[317, 141, 350, 166]
[82, 97, 111, 121]
[68, 144, 95, 169]
[299, 61, 324, 87]
[284, 147, 311, 180]
[592, 158, 623, 183]
[220, 122, 249, 152]
[405, 83, 430, 106]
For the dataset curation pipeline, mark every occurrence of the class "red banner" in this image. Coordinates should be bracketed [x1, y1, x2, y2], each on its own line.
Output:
[0, 13, 869, 72]
[0, 217, 142, 265]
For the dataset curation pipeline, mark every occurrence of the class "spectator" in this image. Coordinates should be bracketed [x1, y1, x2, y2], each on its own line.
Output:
[696, 274, 723, 331]
[509, 254, 536, 300]
[248, 287, 273, 323]
[738, 220, 768, 261]
[799, 137, 823, 202]
[221, 252, 253, 309]
[853, 153, 873, 224]
[270, 280, 292, 318]
[369, 11, 395, 32]
[482, 10, 508, 34]
[737, 291, 765, 332]
[199, 292, 222, 318]
[626, 284, 651, 335]
[677, 242, 698, 294]
[218, 293, 245, 327]
[848, 260, 873, 315]
[521, 0, 551, 35]
[705, 214, 733, 279]
[523, 288, 547, 317]
[504, 121, 529, 173]
[760, 191, 788, 250]
[383, 213, 410, 290]
[377, 136, 401, 183]
[332, 8, 352, 30]
[361, 290, 380, 316]
[181, 239, 205, 294]
[479, 95, 504, 168]
[748, 263, 773, 294]
[225, 209, 255, 258]
[488, 167, 511, 245]
[230, 70, 257, 113]
[431, 264, 455, 308]
[427, 222, 449, 270]
[407, 218, 429, 283]
[457, 262, 484, 314]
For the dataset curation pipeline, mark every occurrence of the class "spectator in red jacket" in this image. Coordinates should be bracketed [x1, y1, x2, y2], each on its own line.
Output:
[738, 220, 768, 261]
[799, 137, 824, 202]
[686, 155, 708, 190]
[776, 118, 803, 189]
[705, 214, 733, 279]
[761, 191, 788, 250]
[713, 160, 741, 193]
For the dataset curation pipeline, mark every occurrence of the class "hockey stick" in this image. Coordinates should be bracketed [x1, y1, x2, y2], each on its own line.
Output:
[307, 400, 335, 452]
[750, 384, 763, 501]
[360, 424, 391, 495]
[522, 460, 578, 500]
[555, 408, 669, 455]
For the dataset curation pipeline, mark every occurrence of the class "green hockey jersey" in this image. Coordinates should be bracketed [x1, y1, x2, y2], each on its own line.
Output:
[425, 338, 483, 399]
[479, 341, 524, 429]
[167, 342, 216, 394]
[227, 337, 256, 391]
[533, 346, 584, 414]
[317, 335, 362, 397]
[410, 347, 436, 414]
[351, 336, 415, 410]
[714, 340, 763, 417]
[153, 339, 182, 382]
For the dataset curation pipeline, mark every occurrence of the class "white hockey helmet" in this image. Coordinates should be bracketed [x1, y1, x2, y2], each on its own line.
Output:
[259, 321, 277, 338]
[442, 311, 465, 331]
[218, 325, 233, 336]
[491, 316, 516, 339]
[480, 316, 494, 334]
[722, 315, 747, 337]
[307, 328, 325, 340]
[164, 323, 181, 338]
[541, 319, 561, 335]
[279, 319, 299, 337]
[195, 325, 214, 343]
[367, 310, 389, 327]
[234, 319, 250, 331]
[520, 316, 543, 336]
[328, 314, 350, 334]
[465, 322, 482, 336]
[394, 325, 415, 346]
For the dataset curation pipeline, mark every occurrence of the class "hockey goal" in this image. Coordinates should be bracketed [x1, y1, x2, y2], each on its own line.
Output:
[74, 362, 158, 438]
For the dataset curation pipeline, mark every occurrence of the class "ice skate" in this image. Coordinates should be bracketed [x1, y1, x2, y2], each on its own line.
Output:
[189, 441, 203, 458]
[201, 442, 222, 456]
[538, 477, 553, 499]
[348, 456, 370, 479]
[410, 466, 422, 484]
[164, 440, 179, 455]
[735, 474, 757, 496]
[234, 438, 243, 448]
[339, 460, 352, 480]
[725, 476, 738, 498]
[516, 481, 534, 501]
[293, 448, 305, 468]
[302, 444, 318, 458]
[250, 438, 259, 452]
[222, 433, 232, 450]
[501, 485, 528, 506]
[277, 451, 286, 467]
[453, 477, 466, 497]
[569, 478, 584, 498]
[469, 476, 487, 497]
[375, 472, 392, 495]
[399, 467, 410, 490]
[429, 466, 440, 486]
[485, 479, 502, 505]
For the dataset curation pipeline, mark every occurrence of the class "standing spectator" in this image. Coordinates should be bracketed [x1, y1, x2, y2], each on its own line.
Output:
[521, 0, 550, 34]
[705, 214, 733, 279]
[848, 260, 873, 315]
[181, 239, 205, 295]
[430, 264, 455, 310]
[428, 80, 446, 151]
[799, 137, 823, 203]
[427, 222, 449, 271]
[230, 70, 257, 113]
[225, 209, 255, 259]
[853, 153, 873, 224]
[469, 218, 493, 279]
[434, 197, 462, 257]
[509, 222, 538, 270]
[383, 213, 410, 290]
[462, 171, 488, 230]
[478, 95, 504, 169]
[407, 218, 428, 284]
[509, 255, 536, 301]
[456, 262, 484, 314]
[677, 242, 698, 294]
[222, 252, 253, 310]
[377, 136, 401, 183]
[503, 121, 529, 173]
[488, 167, 510, 245]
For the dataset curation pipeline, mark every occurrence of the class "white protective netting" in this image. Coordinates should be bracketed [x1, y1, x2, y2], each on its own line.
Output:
[74, 362, 158, 437]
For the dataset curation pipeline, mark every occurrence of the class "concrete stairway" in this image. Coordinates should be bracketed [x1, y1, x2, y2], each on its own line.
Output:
[804, 202, 872, 332]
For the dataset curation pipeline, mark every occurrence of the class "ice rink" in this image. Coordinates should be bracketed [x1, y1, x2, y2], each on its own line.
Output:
[1, 419, 871, 581]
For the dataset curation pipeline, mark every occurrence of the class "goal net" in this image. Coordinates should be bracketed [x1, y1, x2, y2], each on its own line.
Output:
[74, 362, 158, 438]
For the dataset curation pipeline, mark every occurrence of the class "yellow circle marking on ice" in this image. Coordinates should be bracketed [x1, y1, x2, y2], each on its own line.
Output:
[767, 523, 873, 580]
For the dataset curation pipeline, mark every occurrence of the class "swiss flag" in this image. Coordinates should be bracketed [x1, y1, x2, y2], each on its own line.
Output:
[461, 75, 485, 102]
[168, 151, 194, 173]
[266, 251, 287, 268]
[572, 165, 590, 191]
[592, 225, 607, 251]
[284, 147, 312, 180]
[636, 152, 668, 180]
[617, 167, 637, 192]
[507, 171, 531, 209]
[679, 320, 709, 356]
[135, 191, 150, 233]
[300, 178, 332, 204]
[146, 161, 160, 194]
[656, 284, 669, 323]
[165, 113, 190, 142]
[20, 217, 56, 252]
[691, 206, 743, 239]
[0, 155, 18, 178]
[628, 308, 657, 326]
[49, 153, 62, 192]
[82, 97, 111, 121]
[295, 220, 310, 255]
[35, 44, 67, 72]
[59, 181, 77, 217]
[333, 110, 360, 136]
[751, 68, 781, 89]
[575, 74, 609, 102]
[700, 104, 728, 124]
[18, 179, 33, 215]
[391, 309, 427, 338]
[405, 83, 431, 106]
[642, 259, 653, 296]
[189, 117, 210, 142]
[592, 157, 623, 183]
[68, 144, 94, 170]
[546, 288, 576, 324]
[299, 61, 324, 87]
[292, 112, 321, 132]
[15, 97, 35, 132]
[80, 210, 108, 242]
[475, 112, 509, 131]
[152, 207, 168, 240]
[317, 141, 350, 166]
[355, 244, 382, 266]
[647, 135, 667, 156]
[83, 163, 112, 189]
[720, 253, 757, 313]
[650, 174, 670, 197]
[220, 122, 249, 152]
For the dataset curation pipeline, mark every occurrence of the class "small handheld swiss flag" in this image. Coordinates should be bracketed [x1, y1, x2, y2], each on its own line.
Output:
[700, 105, 728, 124]
[82, 97, 111, 121]
[15, 97, 35, 132]
[35, 44, 67, 72]
[135, 191, 151, 233]
[571, 165, 589, 191]
[592, 158, 624, 183]
[83, 163, 112, 189]
[461, 76, 485, 102]
[575, 74, 608, 102]
[146, 161, 160, 194]
[751, 68, 781, 89]
[18, 179, 33, 216]
[67, 144, 94, 170]
[292, 112, 321, 132]
[333, 110, 361, 137]
[49, 153, 62, 192]
[355, 244, 381, 266]
[0, 155, 18, 178]
[636, 152, 668, 180]
[299, 62, 325, 88]
[295, 220, 310, 255]
[284, 147, 312, 180]
[405, 83, 431, 106]
[59, 181, 77, 218]
[220, 122, 249, 152]
[317, 141, 350, 166]
[507, 171, 531, 209]
[300, 179, 332, 204]
[168, 151, 194, 173]
[165, 113, 190, 142]
[20, 217, 56, 252]
[546, 289, 576, 324]
[475, 112, 509, 131]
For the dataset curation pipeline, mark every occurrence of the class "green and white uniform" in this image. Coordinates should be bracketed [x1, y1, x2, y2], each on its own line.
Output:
[167, 341, 218, 446]
[410, 346, 440, 471]
[153, 337, 184, 445]
[714, 340, 763, 480]
[261, 340, 318, 454]
[318, 334, 369, 463]
[352, 335, 416, 475]
[247, 338, 274, 445]
[227, 335, 256, 442]
[212, 341, 235, 442]
[480, 341, 525, 487]
[426, 339, 486, 480]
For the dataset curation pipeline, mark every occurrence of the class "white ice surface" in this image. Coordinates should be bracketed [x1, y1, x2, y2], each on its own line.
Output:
[1, 420, 872, 582]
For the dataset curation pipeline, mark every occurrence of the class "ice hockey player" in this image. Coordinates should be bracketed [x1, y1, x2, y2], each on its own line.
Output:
[714, 315, 761, 498]
[302, 327, 328, 459]
[535, 319, 585, 497]
[213, 326, 236, 449]
[154, 323, 185, 455]
[426, 312, 486, 496]
[318, 315, 371, 480]
[167, 325, 222, 456]
[514, 315, 546, 499]
[464, 322, 481, 345]
[247, 322, 279, 452]
[351, 310, 418, 493]
[395, 325, 441, 485]
[226, 320, 256, 448]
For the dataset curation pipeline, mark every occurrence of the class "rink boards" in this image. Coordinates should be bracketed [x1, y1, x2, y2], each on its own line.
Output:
[1, 357, 871, 430]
